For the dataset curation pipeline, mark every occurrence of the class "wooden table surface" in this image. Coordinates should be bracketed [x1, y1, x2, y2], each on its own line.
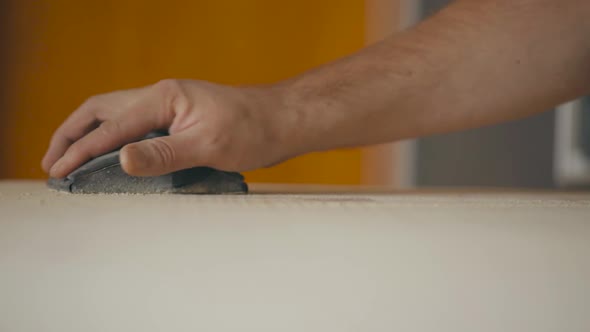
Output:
[1, 180, 590, 332]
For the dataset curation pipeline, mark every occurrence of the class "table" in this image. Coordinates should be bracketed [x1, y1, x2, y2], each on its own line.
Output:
[1, 180, 589, 332]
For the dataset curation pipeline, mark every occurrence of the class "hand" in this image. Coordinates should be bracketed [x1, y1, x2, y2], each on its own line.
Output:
[42, 79, 298, 178]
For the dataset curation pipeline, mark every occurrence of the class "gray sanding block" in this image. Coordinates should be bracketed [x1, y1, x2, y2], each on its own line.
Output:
[47, 133, 248, 194]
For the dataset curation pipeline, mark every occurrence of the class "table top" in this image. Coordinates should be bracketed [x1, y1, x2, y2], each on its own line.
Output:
[2, 180, 590, 220]
[1, 180, 590, 332]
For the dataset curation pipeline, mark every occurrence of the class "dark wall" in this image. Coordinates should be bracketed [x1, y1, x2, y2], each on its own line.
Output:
[421, 0, 452, 17]
[415, 112, 555, 188]
[414, 0, 556, 188]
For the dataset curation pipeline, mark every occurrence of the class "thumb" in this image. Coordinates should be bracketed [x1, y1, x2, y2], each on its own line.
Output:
[120, 135, 196, 176]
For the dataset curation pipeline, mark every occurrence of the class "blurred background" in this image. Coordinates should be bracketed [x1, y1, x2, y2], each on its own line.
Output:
[1, 0, 589, 188]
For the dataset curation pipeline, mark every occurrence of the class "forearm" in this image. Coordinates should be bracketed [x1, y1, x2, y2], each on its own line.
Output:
[280, 0, 590, 153]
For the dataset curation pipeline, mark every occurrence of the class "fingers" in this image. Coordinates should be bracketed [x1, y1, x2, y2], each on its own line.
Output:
[120, 132, 199, 177]
[41, 104, 101, 172]
[42, 87, 151, 173]
[48, 109, 164, 178]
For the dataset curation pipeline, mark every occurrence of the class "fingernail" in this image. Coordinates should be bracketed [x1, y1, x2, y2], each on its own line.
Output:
[49, 159, 64, 178]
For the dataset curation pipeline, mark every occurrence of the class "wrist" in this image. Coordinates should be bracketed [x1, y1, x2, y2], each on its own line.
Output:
[241, 83, 311, 162]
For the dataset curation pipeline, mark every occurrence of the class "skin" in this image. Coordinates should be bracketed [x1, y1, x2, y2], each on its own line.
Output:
[42, 0, 590, 178]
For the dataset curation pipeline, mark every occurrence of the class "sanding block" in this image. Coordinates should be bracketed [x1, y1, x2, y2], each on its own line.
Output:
[47, 133, 248, 194]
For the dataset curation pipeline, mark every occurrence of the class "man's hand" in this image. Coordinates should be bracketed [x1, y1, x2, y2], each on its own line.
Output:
[42, 80, 296, 178]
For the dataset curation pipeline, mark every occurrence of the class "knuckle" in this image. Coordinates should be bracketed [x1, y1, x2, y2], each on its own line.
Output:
[81, 95, 101, 109]
[66, 143, 80, 156]
[65, 143, 87, 160]
[153, 79, 189, 126]
[97, 120, 121, 137]
[148, 139, 176, 167]
[50, 130, 66, 144]
[154, 79, 182, 98]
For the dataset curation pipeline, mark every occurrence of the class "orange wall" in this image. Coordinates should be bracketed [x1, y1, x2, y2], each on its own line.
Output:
[1, 0, 366, 184]
[1, 2, 8, 177]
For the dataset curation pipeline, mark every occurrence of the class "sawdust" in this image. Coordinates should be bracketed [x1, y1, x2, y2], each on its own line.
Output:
[1, 180, 590, 221]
